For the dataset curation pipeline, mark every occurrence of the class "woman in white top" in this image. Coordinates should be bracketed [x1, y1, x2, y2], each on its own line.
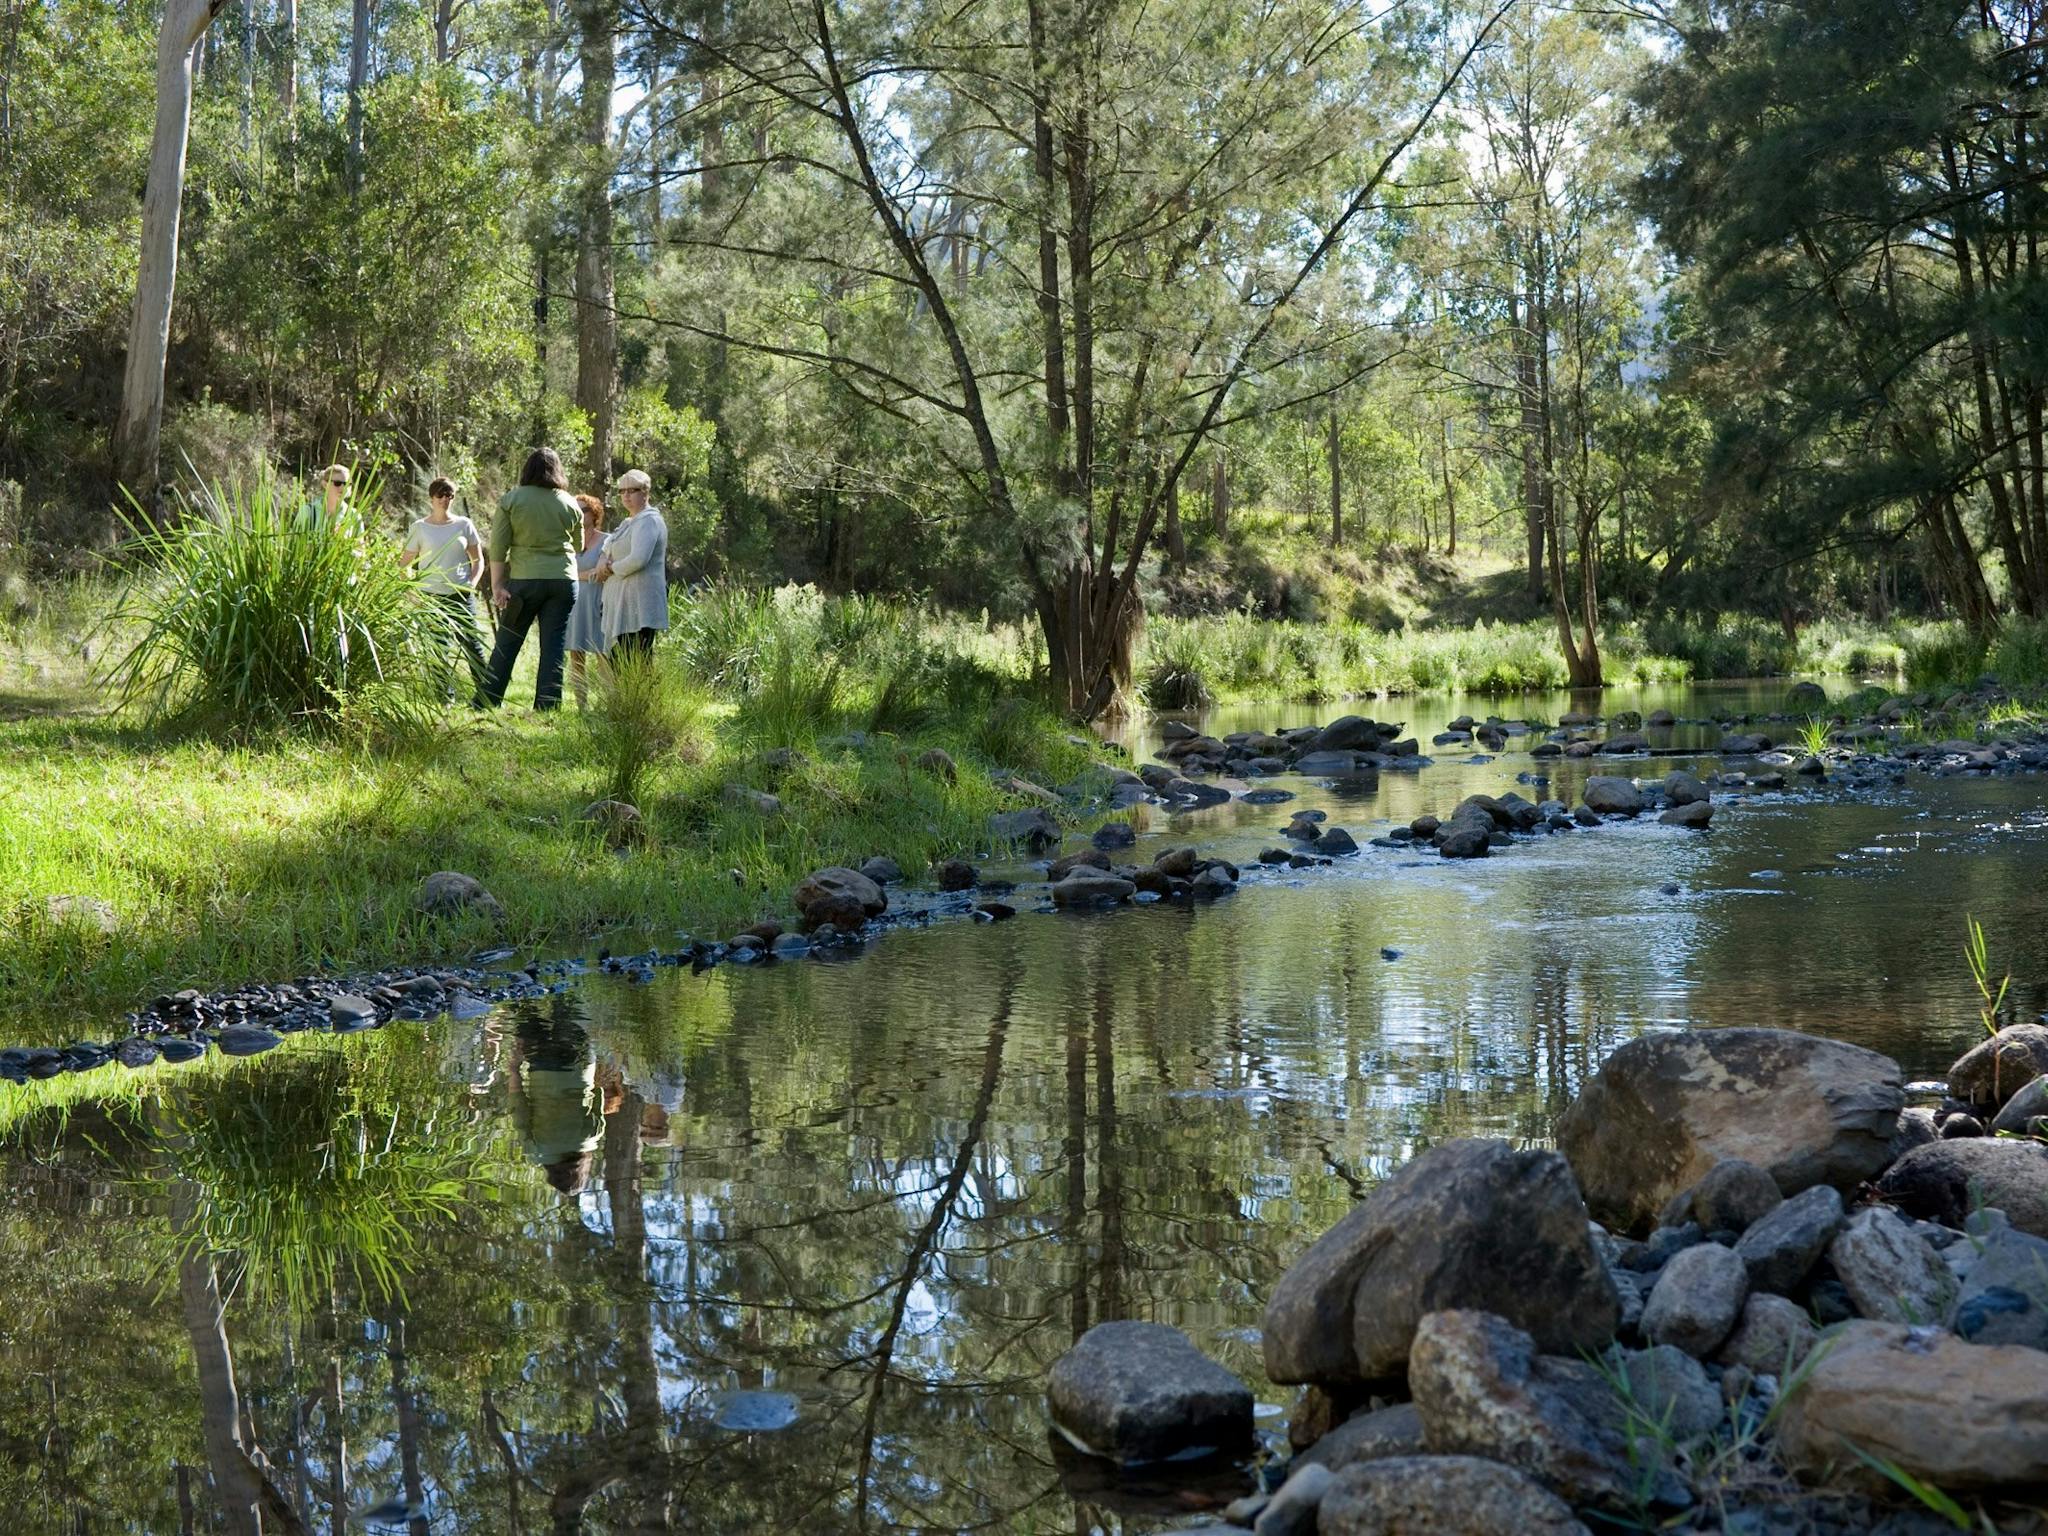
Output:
[591, 468, 669, 660]
[400, 476, 488, 691]
[564, 494, 609, 708]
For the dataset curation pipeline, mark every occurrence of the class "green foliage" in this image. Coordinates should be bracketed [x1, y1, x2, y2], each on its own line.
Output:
[99, 474, 456, 733]
[615, 387, 720, 564]
[1792, 718, 1832, 758]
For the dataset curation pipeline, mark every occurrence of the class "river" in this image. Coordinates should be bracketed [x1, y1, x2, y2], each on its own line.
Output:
[4, 682, 2046, 1533]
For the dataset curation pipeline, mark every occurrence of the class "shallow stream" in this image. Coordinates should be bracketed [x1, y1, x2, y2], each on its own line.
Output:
[5, 681, 2048, 1533]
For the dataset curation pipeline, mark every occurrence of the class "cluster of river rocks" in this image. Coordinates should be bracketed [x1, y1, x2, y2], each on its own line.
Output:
[1046, 1020, 2048, 1534]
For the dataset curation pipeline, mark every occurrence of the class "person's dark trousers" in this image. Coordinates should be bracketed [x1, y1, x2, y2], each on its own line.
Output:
[609, 628, 659, 663]
[433, 592, 489, 698]
[476, 578, 576, 710]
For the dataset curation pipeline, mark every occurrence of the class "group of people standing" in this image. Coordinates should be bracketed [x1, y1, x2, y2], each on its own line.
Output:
[391, 447, 670, 711]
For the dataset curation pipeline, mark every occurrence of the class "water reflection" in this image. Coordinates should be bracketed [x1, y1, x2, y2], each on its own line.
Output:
[4, 683, 2048, 1532]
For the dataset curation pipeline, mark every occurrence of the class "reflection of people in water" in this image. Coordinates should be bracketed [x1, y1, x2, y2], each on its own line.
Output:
[507, 1004, 622, 1194]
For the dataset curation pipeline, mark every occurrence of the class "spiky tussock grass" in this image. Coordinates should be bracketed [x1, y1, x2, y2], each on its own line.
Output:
[100, 473, 457, 733]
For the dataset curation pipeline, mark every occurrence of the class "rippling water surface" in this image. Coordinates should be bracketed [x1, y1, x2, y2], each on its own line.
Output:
[5, 683, 2047, 1533]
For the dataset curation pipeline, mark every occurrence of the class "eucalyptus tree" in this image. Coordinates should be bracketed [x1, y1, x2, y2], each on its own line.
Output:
[630, 0, 1509, 714]
[113, 0, 228, 505]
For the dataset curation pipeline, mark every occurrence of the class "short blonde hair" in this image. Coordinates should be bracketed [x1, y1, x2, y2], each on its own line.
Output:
[323, 463, 351, 487]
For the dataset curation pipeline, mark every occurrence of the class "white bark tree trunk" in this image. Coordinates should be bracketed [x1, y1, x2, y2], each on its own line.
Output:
[113, 0, 219, 507]
[574, 0, 617, 487]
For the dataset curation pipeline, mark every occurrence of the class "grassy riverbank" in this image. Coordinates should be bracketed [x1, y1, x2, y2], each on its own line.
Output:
[8, 563, 2046, 1029]
[0, 584, 1102, 1028]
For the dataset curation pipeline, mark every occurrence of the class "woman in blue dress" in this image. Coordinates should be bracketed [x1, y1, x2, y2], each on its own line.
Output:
[565, 493, 609, 708]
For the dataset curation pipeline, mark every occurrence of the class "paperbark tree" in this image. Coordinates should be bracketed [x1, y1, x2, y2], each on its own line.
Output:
[112, 0, 227, 506]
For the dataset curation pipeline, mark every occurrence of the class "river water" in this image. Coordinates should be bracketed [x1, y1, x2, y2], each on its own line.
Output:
[5, 682, 2047, 1533]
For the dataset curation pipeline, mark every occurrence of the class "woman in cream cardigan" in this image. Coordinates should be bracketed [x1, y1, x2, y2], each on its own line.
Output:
[591, 468, 669, 659]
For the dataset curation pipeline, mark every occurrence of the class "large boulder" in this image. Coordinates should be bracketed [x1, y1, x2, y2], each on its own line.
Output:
[791, 866, 886, 933]
[1947, 1024, 2048, 1110]
[1777, 1321, 2048, 1489]
[1659, 801, 1713, 829]
[1581, 776, 1644, 815]
[1047, 1321, 1252, 1464]
[1317, 1457, 1590, 1536]
[1409, 1309, 1679, 1510]
[1878, 1138, 2048, 1238]
[1557, 1028, 1904, 1232]
[1261, 1140, 1617, 1386]
[1826, 1207, 1957, 1325]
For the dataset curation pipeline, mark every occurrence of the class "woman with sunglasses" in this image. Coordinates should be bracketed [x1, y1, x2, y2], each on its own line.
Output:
[401, 476, 488, 693]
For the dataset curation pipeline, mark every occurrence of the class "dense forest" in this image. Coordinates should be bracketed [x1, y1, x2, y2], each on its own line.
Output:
[5, 0, 2048, 705]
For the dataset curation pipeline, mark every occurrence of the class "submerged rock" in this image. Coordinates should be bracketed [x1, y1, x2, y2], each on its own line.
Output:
[1047, 1320, 1252, 1465]
[1557, 1027, 1904, 1232]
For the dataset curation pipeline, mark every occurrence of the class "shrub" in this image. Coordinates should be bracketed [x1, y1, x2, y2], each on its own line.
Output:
[100, 474, 456, 733]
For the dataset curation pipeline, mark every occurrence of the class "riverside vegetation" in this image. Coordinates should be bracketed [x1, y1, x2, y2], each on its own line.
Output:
[6, 481, 2048, 1032]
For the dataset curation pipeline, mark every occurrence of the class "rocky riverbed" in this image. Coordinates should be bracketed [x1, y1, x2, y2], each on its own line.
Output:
[1045, 1019, 2048, 1535]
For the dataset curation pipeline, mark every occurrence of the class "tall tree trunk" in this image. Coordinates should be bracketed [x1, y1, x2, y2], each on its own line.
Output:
[1439, 415, 1457, 555]
[346, 0, 368, 186]
[574, 0, 618, 487]
[1509, 290, 1545, 601]
[237, 0, 252, 155]
[1327, 405, 1342, 547]
[113, 0, 220, 506]
[1163, 466, 1184, 570]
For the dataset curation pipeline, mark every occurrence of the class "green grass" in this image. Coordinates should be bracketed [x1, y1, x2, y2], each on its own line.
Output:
[0, 580, 1099, 1032]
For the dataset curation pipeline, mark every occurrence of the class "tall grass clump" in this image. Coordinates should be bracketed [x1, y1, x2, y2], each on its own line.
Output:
[1141, 621, 1215, 707]
[101, 474, 455, 733]
[583, 650, 709, 803]
[1904, 622, 1988, 689]
[1987, 618, 2048, 689]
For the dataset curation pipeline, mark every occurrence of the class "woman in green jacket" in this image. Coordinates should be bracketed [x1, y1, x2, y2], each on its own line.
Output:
[476, 447, 581, 710]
